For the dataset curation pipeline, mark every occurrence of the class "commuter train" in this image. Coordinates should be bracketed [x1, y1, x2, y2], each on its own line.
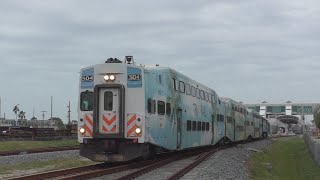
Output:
[78, 56, 270, 162]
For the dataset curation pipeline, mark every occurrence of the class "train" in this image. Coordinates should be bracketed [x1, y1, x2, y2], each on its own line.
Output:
[77, 56, 270, 162]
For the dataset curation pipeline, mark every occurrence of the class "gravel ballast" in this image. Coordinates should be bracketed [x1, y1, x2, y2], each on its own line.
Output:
[181, 139, 272, 180]
[0, 150, 81, 166]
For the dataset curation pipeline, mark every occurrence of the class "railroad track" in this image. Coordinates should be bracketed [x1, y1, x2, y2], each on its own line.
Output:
[0, 146, 79, 156]
[9, 139, 262, 180]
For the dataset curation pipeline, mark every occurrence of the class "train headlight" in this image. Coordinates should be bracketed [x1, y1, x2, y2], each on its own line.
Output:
[135, 127, 142, 134]
[79, 127, 86, 134]
[104, 75, 110, 81]
[109, 75, 115, 81]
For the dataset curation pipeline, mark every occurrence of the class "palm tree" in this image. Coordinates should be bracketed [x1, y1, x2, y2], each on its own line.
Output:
[18, 111, 26, 120]
[13, 104, 19, 121]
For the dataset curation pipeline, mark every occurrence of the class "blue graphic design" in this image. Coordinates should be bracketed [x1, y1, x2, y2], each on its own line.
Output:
[81, 67, 94, 89]
[127, 67, 142, 88]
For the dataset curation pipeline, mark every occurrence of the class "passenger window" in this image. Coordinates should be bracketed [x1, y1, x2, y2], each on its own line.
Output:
[197, 121, 201, 131]
[179, 81, 185, 93]
[208, 93, 212, 102]
[220, 115, 224, 122]
[187, 120, 191, 131]
[212, 95, 216, 103]
[80, 92, 93, 111]
[200, 90, 205, 100]
[186, 84, 191, 95]
[202, 122, 206, 131]
[148, 99, 156, 114]
[192, 121, 197, 131]
[206, 122, 209, 131]
[148, 99, 152, 113]
[173, 78, 178, 91]
[191, 86, 196, 97]
[196, 88, 200, 99]
[157, 101, 165, 115]
[166, 103, 171, 115]
[104, 91, 113, 111]
[205, 92, 209, 101]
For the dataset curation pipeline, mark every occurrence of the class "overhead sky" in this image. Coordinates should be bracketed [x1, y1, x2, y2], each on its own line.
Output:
[1, 0, 320, 122]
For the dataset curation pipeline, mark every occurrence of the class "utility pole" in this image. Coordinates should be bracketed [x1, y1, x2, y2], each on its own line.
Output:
[41, 110, 47, 128]
[67, 101, 71, 124]
[50, 96, 53, 120]
[0, 96, 1, 119]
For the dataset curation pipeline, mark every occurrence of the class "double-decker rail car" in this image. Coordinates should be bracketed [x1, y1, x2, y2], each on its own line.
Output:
[78, 56, 270, 162]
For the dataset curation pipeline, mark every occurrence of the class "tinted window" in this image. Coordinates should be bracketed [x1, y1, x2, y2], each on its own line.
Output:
[104, 91, 113, 111]
[148, 99, 156, 114]
[192, 121, 197, 131]
[208, 93, 212, 102]
[196, 88, 200, 99]
[158, 101, 165, 115]
[173, 78, 178, 91]
[166, 103, 171, 115]
[197, 121, 201, 131]
[206, 122, 209, 131]
[187, 120, 191, 131]
[191, 86, 196, 97]
[179, 81, 185, 93]
[200, 90, 205, 100]
[202, 122, 206, 131]
[205, 92, 209, 101]
[80, 92, 93, 111]
[186, 84, 191, 95]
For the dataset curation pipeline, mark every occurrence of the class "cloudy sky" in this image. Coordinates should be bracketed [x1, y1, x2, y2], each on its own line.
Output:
[1, 0, 320, 122]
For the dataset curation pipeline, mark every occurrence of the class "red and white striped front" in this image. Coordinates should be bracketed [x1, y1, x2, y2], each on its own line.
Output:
[83, 114, 93, 137]
[126, 113, 142, 138]
[101, 113, 118, 134]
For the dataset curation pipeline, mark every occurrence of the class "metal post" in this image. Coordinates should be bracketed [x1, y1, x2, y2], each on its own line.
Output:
[41, 110, 47, 128]
[51, 96, 53, 120]
[67, 101, 71, 124]
[0, 96, 1, 119]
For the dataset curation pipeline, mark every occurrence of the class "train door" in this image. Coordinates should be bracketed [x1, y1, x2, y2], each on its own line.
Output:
[177, 109, 182, 149]
[98, 88, 120, 134]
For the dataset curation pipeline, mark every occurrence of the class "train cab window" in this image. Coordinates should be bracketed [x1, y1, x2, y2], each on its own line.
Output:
[166, 103, 171, 115]
[196, 88, 200, 99]
[173, 78, 178, 91]
[187, 120, 191, 131]
[197, 121, 201, 131]
[179, 81, 185, 93]
[157, 101, 165, 115]
[206, 122, 210, 131]
[202, 122, 206, 131]
[192, 121, 197, 131]
[191, 86, 196, 97]
[104, 91, 113, 111]
[186, 84, 191, 95]
[80, 92, 93, 111]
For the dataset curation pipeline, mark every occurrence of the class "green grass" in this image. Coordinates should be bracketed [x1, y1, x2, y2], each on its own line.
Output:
[0, 140, 79, 152]
[0, 158, 96, 175]
[248, 137, 320, 180]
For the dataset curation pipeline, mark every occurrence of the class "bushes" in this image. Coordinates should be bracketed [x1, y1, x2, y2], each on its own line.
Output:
[315, 113, 320, 128]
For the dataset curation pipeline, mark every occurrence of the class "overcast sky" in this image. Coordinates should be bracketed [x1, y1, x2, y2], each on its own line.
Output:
[1, 0, 320, 122]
